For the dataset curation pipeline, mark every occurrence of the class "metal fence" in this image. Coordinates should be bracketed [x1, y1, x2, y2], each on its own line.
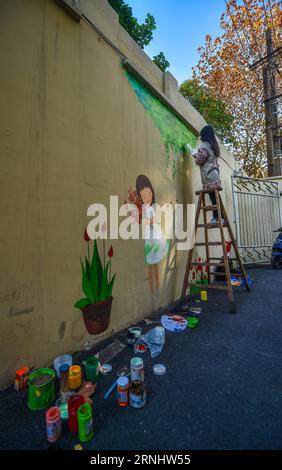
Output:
[232, 175, 282, 264]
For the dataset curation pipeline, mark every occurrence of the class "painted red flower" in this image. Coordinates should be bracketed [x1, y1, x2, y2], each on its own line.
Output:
[108, 246, 114, 258]
[84, 228, 90, 242]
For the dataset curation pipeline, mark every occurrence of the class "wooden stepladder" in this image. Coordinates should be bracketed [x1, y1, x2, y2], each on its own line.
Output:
[181, 189, 250, 313]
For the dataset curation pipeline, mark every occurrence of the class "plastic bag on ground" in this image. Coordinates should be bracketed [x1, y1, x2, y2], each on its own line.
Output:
[134, 326, 165, 358]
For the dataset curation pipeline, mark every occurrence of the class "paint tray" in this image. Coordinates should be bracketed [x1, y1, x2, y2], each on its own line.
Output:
[95, 339, 126, 366]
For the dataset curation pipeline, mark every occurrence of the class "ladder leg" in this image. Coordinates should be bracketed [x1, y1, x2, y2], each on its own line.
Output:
[215, 190, 236, 313]
[219, 193, 250, 292]
[181, 192, 203, 299]
[202, 193, 211, 284]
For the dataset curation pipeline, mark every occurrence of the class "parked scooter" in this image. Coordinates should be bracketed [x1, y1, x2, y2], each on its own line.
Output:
[271, 227, 282, 269]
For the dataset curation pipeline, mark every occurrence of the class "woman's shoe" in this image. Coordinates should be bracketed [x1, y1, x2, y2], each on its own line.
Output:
[210, 217, 225, 225]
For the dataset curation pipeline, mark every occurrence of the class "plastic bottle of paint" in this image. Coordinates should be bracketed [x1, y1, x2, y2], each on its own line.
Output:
[59, 364, 69, 393]
[129, 381, 146, 409]
[46, 407, 62, 443]
[68, 394, 85, 433]
[130, 357, 144, 382]
[77, 403, 94, 442]
[117, 376, 129, 407]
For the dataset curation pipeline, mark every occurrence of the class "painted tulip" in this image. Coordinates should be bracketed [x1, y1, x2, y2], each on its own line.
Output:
[84, 229, 90, 242]
[108, 246, 114, 258]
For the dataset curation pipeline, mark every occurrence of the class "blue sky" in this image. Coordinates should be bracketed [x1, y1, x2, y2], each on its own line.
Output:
[126, 0, 227, 84]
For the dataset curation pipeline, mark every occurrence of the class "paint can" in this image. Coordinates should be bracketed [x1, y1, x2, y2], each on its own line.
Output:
[46, 406, 61, 443]
[129, 380, 146, 409]
[129, 327, 142, 339]
[77, 403, 94, 442]
[201, 290, 208, 301]
[85, 356, 100, 383]
[126, 332, 136, 347]
[68, 365, 82, 390]
[68, 394, 85, 433]
[130, 357, 144, 382]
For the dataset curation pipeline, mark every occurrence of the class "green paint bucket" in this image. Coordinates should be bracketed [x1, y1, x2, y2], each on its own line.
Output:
[28, 368, 56, 411]
[85, 356, 99, 383]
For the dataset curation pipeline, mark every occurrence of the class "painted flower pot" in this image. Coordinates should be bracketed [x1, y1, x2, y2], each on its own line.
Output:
[81, 297, 113, 335]
[189, 284, 201, 294]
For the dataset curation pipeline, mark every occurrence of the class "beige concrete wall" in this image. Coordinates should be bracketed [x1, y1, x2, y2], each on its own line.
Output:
[0, 0, 236, 386]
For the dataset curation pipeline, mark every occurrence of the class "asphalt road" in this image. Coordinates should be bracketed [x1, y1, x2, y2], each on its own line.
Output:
[1, 266, 282, 450]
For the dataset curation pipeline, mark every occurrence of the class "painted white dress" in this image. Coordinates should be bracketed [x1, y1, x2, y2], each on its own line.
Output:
[143, 205, 169, 265]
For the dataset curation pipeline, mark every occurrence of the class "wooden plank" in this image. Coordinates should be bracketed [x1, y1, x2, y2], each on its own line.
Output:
[187, 283, 228, 290]
[195, 242, 223, 246]
[198, 223, 227, 229]
[191, 262, 220, 267]
[202, 205, 218, 212]
[209, 272, 241, 277]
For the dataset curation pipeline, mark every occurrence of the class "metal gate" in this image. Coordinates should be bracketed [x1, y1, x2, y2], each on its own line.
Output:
[232, 175, 282, 264]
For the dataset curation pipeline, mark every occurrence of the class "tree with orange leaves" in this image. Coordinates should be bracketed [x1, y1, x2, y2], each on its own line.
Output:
[193, 0, 281, 177]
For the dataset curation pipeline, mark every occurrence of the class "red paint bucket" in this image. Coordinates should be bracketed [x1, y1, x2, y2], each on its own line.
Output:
[68, 394, 85, 433]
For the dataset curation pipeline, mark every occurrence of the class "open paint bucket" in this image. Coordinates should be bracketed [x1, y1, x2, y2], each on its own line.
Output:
[28, 368, 56, 411]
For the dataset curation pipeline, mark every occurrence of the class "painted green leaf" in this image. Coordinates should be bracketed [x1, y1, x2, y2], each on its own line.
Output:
[107, 273, 116, 298]
[100, 262, 110, 301]
[74, 298, 92, 309]
[81, 260, 94, 302]
[91, 240, 103, 303]
[145, 244, 154, 256]
[85, 257, 91, 281]
[126, 71, 198, 178]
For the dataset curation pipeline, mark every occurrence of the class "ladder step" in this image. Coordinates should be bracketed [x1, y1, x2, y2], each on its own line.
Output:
[209, 257, 237, 261]
[209, 271, 242, 277]
[195, 242, 224, 246]
[198, 223, 227, 229]
[195, 189, 222, 195]
[202, 205, 218, 212]
[187, 283, 227, 290]
[191, 262, 220, 267]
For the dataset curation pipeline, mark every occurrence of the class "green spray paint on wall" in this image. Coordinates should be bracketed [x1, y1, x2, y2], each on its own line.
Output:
[126, 71, 198, 177]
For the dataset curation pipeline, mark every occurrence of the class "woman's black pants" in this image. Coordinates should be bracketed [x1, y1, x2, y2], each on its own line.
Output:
[209, 192, 219, 219]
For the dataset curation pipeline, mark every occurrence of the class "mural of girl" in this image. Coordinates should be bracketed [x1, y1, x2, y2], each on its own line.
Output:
[136, 175, 169, 293]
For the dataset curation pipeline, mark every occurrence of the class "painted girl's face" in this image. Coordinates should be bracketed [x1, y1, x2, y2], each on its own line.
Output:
[140, 187, 153, 205]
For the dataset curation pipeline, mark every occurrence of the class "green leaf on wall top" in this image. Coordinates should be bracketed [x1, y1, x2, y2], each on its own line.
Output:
[126, 71, 198, 177]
